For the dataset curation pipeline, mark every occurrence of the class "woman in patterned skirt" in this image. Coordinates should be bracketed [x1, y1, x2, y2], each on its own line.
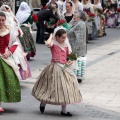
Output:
[32, 26, 82, 116]
[16, 2, 36, 60]
[0, 12, 21, 113]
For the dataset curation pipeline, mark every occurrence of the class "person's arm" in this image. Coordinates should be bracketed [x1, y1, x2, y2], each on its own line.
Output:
[50, 11, 59, 22]
[9, 45, 18, 53]
[45, 34, 53, 47]
[2, 44, 18, 59]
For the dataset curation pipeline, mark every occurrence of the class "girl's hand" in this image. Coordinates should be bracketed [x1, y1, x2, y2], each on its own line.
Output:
[2, 51, 11, 59]
[66, 60, 73, 66]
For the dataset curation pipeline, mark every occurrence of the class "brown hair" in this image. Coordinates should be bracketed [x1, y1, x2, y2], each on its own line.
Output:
[0, 12, 6, 19]
[55, 29, 66, 37]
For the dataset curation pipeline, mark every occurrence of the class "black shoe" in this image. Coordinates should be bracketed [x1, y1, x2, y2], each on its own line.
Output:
[61, 112, 72, 116]
[78, 79, 82, 83]
[39, 103, 45, 113]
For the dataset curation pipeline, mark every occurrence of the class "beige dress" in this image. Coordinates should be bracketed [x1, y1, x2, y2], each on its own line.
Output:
[32, 43, 82, 105]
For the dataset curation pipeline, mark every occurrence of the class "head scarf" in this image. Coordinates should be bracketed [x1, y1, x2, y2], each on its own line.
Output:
[0, 5, 23, 35]
[53, 26, 72, 54]
[16, 2, 31, 24]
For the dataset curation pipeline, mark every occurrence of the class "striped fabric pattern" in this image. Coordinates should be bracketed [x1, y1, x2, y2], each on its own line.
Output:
[32, 63, 82, 105]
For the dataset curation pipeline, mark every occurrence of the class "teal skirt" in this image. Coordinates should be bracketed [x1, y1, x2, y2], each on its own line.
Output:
[0, 57, 21, 102]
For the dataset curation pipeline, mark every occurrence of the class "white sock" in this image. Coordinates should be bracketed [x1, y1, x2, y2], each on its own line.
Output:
[61, 105, 67, 113]
[40, 102, 46, 107]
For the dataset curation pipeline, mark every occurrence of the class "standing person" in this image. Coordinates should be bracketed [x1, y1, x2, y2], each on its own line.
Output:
[47, 0, 61, 18]
[0, 4, 32, 80]
[32, 26, 82, 116]
[71, 0, 83, 11]
[36, 5, 59, 44]
[82, 0, 98, 39]
[0, 12, 21, 112]
[16, 2, 36, 60]
[61, 1, 74, 25]
[94, 0, 103, 37]
[67, 10, 87, 83]
[32, 0, 42, 8]
[106, 7, 117, 28]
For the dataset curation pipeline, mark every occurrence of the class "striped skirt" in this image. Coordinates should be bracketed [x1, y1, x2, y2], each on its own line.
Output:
[32, 63, 82, 105]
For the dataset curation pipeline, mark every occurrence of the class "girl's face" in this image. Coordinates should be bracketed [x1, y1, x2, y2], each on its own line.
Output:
[0, 16, 6, 27]
[56, 33, 67, 44]
[66, 3, 72, 12]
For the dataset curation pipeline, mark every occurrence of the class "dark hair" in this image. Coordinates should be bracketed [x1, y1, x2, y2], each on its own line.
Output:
[0, 12, 6, 19]
[67, 2, 73, 7]
[47, 4, 55, 11]
[55, 29, 66, 37]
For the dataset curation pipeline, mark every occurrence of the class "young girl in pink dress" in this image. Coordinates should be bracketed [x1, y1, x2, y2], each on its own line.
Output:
[32, 26, 82, 116]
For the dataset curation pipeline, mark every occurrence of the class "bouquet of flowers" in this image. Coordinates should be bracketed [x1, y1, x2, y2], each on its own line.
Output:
[88, 13, 95, 22]
[57, 19, 71, 31]
[62, 52, 77, 69]
[117, 8, 120, 13]
[32, 14, 38, 23]
[47, 20, 56, 28]
[67, 52, 77, 61]
[95, 8, 104, 18]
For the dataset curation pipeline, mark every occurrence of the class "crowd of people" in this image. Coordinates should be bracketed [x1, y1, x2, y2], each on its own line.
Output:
[0, 0, 120, 117]
[34, 0, 120, 41]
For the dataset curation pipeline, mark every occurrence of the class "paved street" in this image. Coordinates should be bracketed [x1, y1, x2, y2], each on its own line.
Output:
[1, 28, 120, 120]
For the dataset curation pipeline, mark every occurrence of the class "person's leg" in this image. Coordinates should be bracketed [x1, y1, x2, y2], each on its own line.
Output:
[36, 23, 40, 43]
[40, 102, 46, 113]
[61, 105, 72, 116]
[39, 21, 45, 44]
[77, 57, 82, 83]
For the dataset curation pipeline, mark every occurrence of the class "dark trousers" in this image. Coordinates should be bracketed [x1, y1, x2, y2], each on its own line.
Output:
[36, 21, 45, 44]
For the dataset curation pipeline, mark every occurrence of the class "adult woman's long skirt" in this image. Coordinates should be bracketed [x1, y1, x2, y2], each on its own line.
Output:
[32, 63, 82, 105]
[0, 57, 21, 102]
[19, 25, 36, 59]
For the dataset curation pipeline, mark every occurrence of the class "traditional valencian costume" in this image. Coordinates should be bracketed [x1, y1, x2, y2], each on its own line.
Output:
[32, 26, 82, 115]
[16, 2, 36, 60]
[0, 27, 21, 103]
[82, 0, 98, 39]
[0, 5, 32, 80]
